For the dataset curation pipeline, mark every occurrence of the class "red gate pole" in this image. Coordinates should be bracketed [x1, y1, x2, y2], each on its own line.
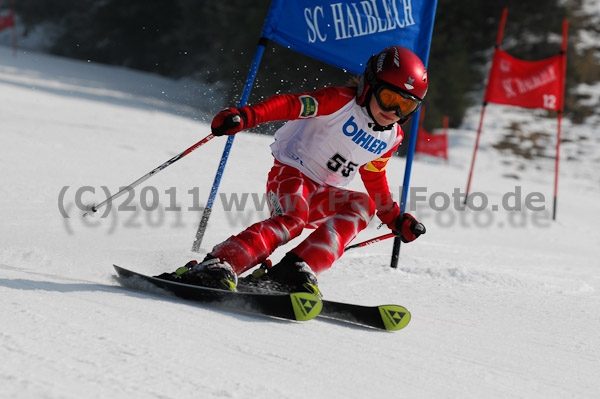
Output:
[553, 19, 568, 220]
[11, 0, 16, 56]
[465, 8, 508, 205]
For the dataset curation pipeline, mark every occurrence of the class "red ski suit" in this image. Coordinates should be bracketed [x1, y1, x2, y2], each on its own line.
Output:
[211, 86, 403, 275]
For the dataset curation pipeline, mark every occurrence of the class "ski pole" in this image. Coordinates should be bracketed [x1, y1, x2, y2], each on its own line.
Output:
[83, 133, 216, 217]
[344, 232, 396, 252]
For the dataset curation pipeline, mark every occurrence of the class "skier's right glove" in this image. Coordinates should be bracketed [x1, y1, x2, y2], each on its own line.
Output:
[377, 203, 426, 243]
[211, 107, 248, 136]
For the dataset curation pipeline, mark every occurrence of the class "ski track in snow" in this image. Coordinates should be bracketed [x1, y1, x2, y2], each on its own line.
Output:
[1, 44, 600, 399]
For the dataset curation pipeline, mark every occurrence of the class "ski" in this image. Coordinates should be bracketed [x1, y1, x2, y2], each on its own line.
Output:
[113, 265, 322, 322]
[236, 279, 410, 331]
[319, 300, 411, 331]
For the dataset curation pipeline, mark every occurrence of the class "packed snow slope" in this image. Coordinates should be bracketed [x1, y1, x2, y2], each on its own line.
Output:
[1, 45, 599, 399]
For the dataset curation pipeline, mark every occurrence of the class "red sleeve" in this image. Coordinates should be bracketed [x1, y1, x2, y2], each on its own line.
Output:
[359, 126, 404, 212]
[241, 86, 356, 129]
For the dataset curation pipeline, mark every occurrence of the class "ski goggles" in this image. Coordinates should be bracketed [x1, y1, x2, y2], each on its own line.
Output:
[374, 86, 421, 118]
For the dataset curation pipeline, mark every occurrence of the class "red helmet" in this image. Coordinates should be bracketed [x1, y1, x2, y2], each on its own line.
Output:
[357, 46, 428, 124]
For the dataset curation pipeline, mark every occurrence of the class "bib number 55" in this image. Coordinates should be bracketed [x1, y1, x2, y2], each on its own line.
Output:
[327, 153, 358, 177]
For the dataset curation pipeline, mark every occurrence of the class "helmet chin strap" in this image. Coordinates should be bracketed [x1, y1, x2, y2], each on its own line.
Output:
[363, 91, 394, 131]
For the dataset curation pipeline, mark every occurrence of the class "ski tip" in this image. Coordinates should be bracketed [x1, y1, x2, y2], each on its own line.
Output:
[290, 292, 323, 321]
[113, 264, 126, 274]
[378, 305, 411, 331]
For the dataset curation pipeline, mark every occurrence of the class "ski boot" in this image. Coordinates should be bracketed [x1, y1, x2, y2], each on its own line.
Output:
[155, 260, 197, 282]
[155, 256, 238, 291]
[243, 252, 321, 298]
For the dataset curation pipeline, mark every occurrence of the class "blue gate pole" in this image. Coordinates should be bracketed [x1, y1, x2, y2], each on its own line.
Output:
[390, 0, 438, 268]
[191, 39, 268, 252]
[390, 112, 421, 268]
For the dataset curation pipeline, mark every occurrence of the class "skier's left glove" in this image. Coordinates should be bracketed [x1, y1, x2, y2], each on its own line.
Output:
[377, 203, 426, 243]
[211, 107, 248, 136]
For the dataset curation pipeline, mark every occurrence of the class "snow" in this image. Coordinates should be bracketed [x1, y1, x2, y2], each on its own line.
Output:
[1, 44, 600, 399]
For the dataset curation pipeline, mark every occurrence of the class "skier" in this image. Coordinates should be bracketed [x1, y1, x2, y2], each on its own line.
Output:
[159, 46, 427, 296]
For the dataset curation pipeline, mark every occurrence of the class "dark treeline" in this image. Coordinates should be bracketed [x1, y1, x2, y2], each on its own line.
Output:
[15, 0, 597, 137]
